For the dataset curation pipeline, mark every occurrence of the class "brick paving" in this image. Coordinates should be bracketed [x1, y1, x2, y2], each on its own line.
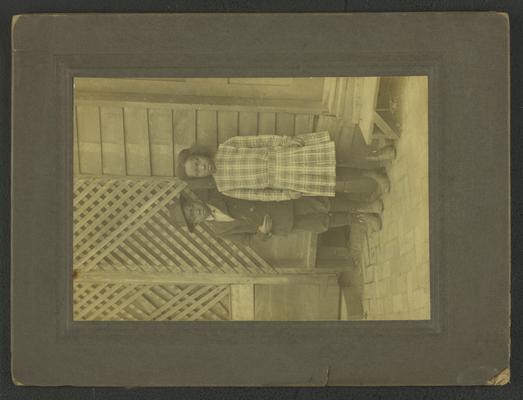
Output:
[360, 76, 430, 320]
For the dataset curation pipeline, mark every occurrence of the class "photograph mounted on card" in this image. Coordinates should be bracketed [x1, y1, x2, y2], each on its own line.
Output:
[11, 13, 509, 386]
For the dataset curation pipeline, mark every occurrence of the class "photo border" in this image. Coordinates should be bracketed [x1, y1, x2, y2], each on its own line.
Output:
[11, 13, 509, 386]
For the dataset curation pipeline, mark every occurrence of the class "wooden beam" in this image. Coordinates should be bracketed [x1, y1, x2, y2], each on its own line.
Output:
[274, 266, 349, 274]
[76, 105, 103, 175]
[74, 174, 184, 182]
[373, 110, 400, 139]
[75, 90, 328, 115]
[75, 271, 339, 286]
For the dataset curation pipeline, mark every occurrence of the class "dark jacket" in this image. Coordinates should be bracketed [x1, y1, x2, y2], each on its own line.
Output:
[205, 194, 331, 246]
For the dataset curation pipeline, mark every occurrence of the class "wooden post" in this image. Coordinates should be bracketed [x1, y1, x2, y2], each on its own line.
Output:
[230, 284, 255, 320]
[75, 270, 339, 286]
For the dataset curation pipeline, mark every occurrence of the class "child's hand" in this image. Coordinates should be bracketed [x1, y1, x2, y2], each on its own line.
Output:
[287, 137, 304, 147]
[258, 215, 273, 234]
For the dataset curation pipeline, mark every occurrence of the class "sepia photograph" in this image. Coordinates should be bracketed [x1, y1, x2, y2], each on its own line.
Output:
[11, 12, 510, 387]
[72, 76, 429, 321]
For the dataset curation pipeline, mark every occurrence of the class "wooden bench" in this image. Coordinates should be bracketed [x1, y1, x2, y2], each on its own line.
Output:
[352, 77, 400, 145]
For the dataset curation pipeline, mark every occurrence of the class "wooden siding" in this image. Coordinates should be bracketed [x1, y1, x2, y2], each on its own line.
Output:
[75, 77, 325, 106]
[74, 106, 316, 177]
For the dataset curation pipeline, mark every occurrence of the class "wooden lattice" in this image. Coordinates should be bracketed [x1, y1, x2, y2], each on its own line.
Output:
[73, 177, 276, 321]
[74, 177, 275, 274]
[74, 282, 231, 321]
[91, 211, 275, 274]
[74, 178, 187, 268]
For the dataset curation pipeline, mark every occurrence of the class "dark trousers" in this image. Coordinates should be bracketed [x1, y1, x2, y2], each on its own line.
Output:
[292, 197, 357, 233]
[335, 167, 378, 201]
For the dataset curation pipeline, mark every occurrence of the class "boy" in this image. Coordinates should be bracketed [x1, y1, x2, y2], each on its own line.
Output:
[167, 191, 381, 247]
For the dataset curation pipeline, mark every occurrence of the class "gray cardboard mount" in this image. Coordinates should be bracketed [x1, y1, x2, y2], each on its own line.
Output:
[11, 13, 510, 386]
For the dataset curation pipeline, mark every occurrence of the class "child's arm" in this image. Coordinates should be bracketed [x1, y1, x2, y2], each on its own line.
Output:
[222, 188, 302, 201]
[222, 135, 297, 148]
[222, 131, 331, 148]
[293, 131, 332, 146]
[220, 216, 273, 246]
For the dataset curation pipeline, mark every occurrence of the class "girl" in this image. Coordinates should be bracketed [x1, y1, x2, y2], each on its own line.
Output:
[177, 131, 391, 202]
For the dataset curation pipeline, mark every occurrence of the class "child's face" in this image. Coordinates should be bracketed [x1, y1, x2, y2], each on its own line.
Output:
[184, 155, 214, 177]
[182, 200, 210, 225]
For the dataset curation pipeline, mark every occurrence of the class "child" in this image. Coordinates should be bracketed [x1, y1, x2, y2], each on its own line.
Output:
[177, 131, 390, 202]
[167, 191, 382, 247]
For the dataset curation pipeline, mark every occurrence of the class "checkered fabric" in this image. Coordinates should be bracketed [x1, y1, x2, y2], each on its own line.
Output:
[213, 131, 336, 201]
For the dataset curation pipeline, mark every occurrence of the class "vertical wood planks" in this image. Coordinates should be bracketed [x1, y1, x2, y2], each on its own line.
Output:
[254, 284, 339, 321]
[76, 105, 102, 175]
[100, 107, 126, 176]
[254, 285, 282, 320]
[230, 285, 255, 320]
[217, 111, 238, 144]
[294, 114, 314, 135]
[172, 109, 196, 176]
[258, 112, 276, 134]
[148, 108, 174, 176]
[238, 111, 258, 135]
[76, 103, 318, 177]
[123, 107, 151, 176]
[275, 112, 295, 136]
[195, 110, 218, 152]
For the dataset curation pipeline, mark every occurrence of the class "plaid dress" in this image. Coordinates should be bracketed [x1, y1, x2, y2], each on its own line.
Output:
[213, 131, 336, 201]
